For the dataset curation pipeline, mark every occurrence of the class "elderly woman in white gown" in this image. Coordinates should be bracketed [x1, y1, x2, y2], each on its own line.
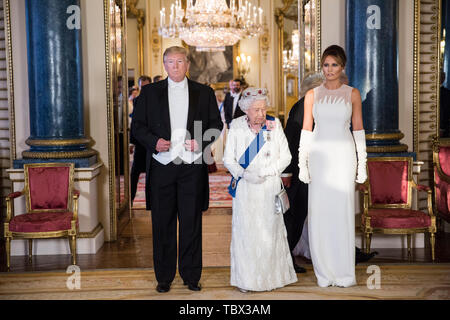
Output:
[223, 88, 297, 292]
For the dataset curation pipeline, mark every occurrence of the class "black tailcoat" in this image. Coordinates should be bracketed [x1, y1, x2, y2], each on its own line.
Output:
[131, 78, 223, 211]
[223, 92, 245, 128]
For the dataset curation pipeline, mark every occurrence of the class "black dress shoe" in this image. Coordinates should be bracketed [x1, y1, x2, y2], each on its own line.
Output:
[156, 282, 171, 293]
[184, 282, 201, 291]
[293, 264, 307, 274]
[355, 251, 379, 265]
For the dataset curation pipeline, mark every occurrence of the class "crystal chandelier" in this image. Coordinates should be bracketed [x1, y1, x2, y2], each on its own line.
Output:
[159, 0, 264, 52]
[283, 29, 300, 73]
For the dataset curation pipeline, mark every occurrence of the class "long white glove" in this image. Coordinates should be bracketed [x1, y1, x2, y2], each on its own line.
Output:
[298, 130, 313, 184]
[353, 130, 367, 183]
[243, 169, 265, 184]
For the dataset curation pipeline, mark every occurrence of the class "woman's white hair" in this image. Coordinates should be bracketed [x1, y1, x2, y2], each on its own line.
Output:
[299, 72, 325, 98]
[238, 87, 271, 112]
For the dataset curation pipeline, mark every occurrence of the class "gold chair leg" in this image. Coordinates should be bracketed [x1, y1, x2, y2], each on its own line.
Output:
[69, 236, 77, 265]
[365, 233, 372, 254]
[407, 234, 412, 260]
[28, 239, 33, 263]
[6, 237, 11, 271]
[431, 232, 436, 262]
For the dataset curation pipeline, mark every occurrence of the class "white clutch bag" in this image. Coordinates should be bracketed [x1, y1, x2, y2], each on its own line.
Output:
[275, 178, 290, 215]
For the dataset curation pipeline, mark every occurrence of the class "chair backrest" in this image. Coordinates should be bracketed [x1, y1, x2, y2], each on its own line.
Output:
[437, 145, 450, 176]
[366, 157, 413, 208]
[432, 139, 450, 215]
[24, 163, 75, 213]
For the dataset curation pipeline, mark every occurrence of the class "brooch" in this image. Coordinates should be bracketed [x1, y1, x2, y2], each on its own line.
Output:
[266, 119, 276, 131]
[263, 131, 271, 142]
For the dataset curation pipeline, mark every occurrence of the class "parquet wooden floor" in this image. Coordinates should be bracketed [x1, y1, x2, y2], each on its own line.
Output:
[1, 209, 450, 273]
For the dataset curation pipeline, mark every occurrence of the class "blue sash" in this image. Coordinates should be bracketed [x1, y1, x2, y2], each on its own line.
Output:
[227, 115, 275, 198]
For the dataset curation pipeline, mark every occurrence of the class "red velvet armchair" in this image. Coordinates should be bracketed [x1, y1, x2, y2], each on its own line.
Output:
[432, 138, 450, 226]
[360, 157, 436, 261]
[4, 163, 79, 270]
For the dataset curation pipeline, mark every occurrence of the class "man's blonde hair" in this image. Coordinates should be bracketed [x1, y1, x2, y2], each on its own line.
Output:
[163, 46, 189, 62]
[300, 72, 324, 98]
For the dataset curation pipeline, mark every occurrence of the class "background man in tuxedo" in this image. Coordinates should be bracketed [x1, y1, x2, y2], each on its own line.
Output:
[131, 46, 223, 293]
[224, 78, 245, 128]
[130, 75, 152, 206]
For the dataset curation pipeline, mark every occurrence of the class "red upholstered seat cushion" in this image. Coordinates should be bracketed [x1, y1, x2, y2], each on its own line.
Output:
[9, 212, 75, 233]
[365, 209, 431, 229]
[27, 166, 70, 210]
[368, 160, 409, 205]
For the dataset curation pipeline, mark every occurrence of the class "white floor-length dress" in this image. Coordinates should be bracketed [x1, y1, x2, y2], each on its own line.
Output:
[223, 116, 298, 291]
[308, 84, 357, 287]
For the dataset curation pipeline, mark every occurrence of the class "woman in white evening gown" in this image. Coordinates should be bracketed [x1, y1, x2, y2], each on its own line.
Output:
[223, 88, 297, 292]
[298, 45, 367, 287]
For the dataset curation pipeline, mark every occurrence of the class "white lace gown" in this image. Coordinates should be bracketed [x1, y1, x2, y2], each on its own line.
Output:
[223, 116, 298, 291]
[308, 84, 357, 287]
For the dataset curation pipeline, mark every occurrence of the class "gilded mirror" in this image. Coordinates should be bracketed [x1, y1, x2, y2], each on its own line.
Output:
[108, 0, 131, 240]
[276, 0, 320, 125]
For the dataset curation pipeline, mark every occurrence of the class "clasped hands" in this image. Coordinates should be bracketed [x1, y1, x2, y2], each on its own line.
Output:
[155, 138, 199, 153]
[242, 166, 277, 184]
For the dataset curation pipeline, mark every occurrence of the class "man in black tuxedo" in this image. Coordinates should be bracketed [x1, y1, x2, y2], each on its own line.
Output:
[131, 46, 223, 293]
[223, 79, 245, 128]
[130, 75, 152, 206]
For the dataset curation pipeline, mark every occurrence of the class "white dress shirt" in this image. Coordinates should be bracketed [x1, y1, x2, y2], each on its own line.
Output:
[153, 77, 202, 165]
[230, 91, 241, 117]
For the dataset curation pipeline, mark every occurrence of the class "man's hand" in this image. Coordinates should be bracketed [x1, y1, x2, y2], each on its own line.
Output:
[156, 138, 171, 152]
[184, 139, 199, 152]
[281, 176, 291, 188]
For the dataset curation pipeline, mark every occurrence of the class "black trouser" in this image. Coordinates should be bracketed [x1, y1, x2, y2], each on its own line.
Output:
[283, 179, 309, 263]
[150, 159, 204, 284]
[130, 142, 147, 203]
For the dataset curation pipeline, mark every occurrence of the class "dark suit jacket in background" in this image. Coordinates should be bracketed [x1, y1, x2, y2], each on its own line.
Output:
[223, 92, 245, 128]
[283, 97, 305, 183]
[282, 97, 309, 255]
[130, 96, 147, 173]
[131, 78, 223, 211]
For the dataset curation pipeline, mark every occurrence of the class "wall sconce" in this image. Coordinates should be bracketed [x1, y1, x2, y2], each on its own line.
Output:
[236, 53, 251, 81]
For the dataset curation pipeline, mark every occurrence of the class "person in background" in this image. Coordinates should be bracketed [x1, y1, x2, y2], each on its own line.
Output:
[153, 75, 163, 83]
[128, 86, 138, 117]
[129, 75, 152, 206]
[224, 79, 245, 129]
[211, 90, 226, 166]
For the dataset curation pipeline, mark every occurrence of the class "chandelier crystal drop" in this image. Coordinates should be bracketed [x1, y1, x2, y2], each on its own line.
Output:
[159, 0, 264, 52]
[283, 29, 300, 73]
